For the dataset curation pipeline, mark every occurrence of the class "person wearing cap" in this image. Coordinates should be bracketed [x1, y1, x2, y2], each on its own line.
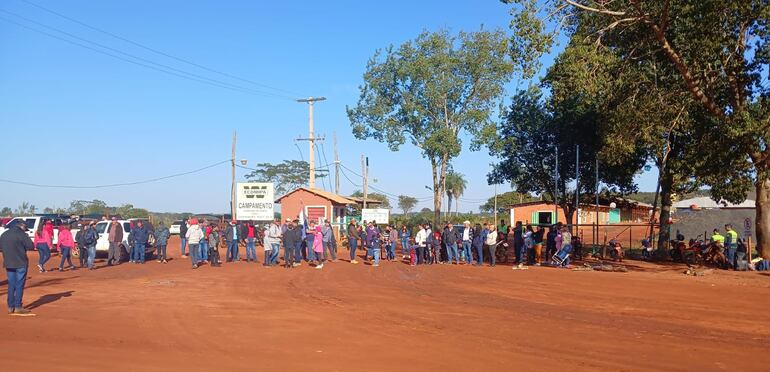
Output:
[0, 220, 35, 316]
[224, 220, 240, 263]
[185, 218, 204, 269]
[442, 222, 460, 265]
[106, 217, 123, 266]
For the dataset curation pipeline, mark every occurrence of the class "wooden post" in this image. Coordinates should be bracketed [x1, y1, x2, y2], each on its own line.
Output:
[747, 236, 752, 262]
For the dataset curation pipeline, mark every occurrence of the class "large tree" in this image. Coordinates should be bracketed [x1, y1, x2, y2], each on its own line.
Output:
[397, 195, 419, 216]
[347, 29, 515, 223]
[504, 0, 770, 257]
[244, 160, 328, 196]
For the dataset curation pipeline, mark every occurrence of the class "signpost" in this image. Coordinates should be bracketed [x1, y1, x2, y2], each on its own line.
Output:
[236, 182, 274, 221]
[361, 208, 390, 225]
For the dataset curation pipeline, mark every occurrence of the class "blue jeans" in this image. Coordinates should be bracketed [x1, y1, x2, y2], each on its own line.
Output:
[306, 238, 316, 261]
[36, 243, 51, 268]
[385, 243, 395, 260]
[349, 238, 358, 261]
[401, 238, 409, 256]
[726, 245, 737, 269]
[87, 245, 96, 269]
[189, 243, 199, 267]
[447, 243, 460, 264]
[368, 242, 381, 265]
[59, 246, 74, 269]
[6, 267, 27, 310]
[200, 240, 209, 262]
[180, 237, 187, 256]
[462, 241, 472, 263]
[227, 240, 239, 261]
[473, 243, 483, 265]
[246, 238, 256, 261]
[293, 242, 303, 263]
[132, 242, 146, 263]
[270, 243, 281, 265]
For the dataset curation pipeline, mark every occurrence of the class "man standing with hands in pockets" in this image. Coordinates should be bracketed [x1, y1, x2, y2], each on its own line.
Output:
[0, 220, 36, 316]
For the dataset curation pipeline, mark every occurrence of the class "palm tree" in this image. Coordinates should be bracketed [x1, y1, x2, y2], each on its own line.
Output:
[445, 171, 467, 217]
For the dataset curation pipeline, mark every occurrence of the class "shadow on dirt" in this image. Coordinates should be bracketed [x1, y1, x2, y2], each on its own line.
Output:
[27, 290, 74, 310]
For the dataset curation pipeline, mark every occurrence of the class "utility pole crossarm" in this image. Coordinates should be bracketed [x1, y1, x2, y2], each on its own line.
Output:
[296, 96, 327, 189]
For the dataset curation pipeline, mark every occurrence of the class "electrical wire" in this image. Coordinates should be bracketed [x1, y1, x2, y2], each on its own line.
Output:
[17, 0, 305, 97]
[0, 12, 294, 99]
[0, 159, 230, 189]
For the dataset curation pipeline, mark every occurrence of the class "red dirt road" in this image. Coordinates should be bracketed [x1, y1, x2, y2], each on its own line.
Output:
[2, 236, 769, 371]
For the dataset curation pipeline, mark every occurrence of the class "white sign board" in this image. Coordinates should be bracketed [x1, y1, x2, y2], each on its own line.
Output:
[361, 208, 390, 225]
[236, 182, 274, 221]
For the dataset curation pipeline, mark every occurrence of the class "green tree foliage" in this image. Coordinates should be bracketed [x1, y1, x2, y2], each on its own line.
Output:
[479, 191, 540, 213]
[15, 201, 35, 215]
[503, 0, 770, 257]
[0, 207, 12, 216]
[487, 85, 643, 226]
[244, 160, 328, 196]
[397, 195, 419, 215]
[347, 29, 515, 223]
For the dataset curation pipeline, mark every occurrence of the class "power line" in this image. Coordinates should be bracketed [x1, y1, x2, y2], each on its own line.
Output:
[17, 0, 304, 97]
[0, 12, 293, 99]
[0, 159, 230, 189]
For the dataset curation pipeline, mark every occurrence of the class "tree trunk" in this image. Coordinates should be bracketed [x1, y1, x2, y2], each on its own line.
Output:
[561, 204, 575, 233]
[656, 172, 673, 259]
[447, 196, 453, 220]
[756, 177, 770, 259]
[432, 161, 441, 225]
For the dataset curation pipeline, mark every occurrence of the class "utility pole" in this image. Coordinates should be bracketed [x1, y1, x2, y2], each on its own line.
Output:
[231, 132, 237, 221]
[595, 157, 600, 254]
[575, 144, 580, 235]
[494, 183, 498, 225]
[296, 96, 326, 189]
[333, 131, 340, 195]
[361, 155, 368, 209]
[554, 146, 559, 223]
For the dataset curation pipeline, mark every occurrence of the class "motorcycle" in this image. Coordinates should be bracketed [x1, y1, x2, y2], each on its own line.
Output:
[607, 239, 624, 262]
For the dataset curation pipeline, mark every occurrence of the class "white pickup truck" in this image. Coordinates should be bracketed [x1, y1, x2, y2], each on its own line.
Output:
[94, 219, 155, 261]
[0, 216, 80, 248]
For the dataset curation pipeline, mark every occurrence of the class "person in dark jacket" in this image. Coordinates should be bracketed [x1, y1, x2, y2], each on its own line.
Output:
[347, 219, 361, 264]
[224, 220, 240, 262]
[179, 218, 189, 258]
[75, 226, 87, 268]
[472, 224, 484, 266]
[83, 222, 99, 270]
[282, 221, 301, 268]
[129, 220, 150, 264]
[513, 221, 525, 265]
[0, 220, 35, 316]
[154, 222, 170, 263]
[442, 222, 460, 265]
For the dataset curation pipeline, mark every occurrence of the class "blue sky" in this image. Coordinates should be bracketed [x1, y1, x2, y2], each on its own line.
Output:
[0, 0, 657, 214]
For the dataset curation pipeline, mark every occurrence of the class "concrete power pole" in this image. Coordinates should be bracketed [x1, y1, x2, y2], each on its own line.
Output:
[231, 132, 237, 220]
[361, 154, 368, 209]
[297, 96, 326, 189]
[333, 132, 340, 195]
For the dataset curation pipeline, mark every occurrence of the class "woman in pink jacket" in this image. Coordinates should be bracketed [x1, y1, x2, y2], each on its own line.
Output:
[57, 224, 76, 271]
[33, 223, 53, 272]
[312, 222, 324, 269]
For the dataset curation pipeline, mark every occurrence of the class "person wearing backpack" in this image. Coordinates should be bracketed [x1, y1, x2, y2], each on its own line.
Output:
[83, 222, 99, 270]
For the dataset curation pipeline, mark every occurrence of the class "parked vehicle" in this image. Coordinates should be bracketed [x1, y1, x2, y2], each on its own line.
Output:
[169, 220, 183, 235]
[94, 220, 155, 261]
[0, 216, 80, 248]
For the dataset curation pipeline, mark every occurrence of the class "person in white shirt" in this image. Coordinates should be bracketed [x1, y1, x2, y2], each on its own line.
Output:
[415, 224, 428, 265]
[485, 225, 498, 267]
[462, 221, 472, 264]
